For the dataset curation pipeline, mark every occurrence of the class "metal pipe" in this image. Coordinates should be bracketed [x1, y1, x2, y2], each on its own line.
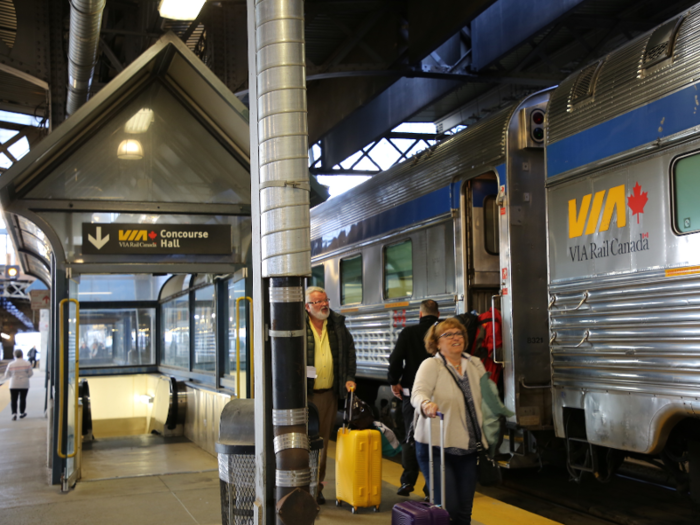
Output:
[66, 0, 106, 117]
[254, 0, 314, 522]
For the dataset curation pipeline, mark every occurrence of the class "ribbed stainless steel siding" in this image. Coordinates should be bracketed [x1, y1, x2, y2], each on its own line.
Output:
[344, 295, 456, 380]
[550, 270, 700, 398]
[548, 4, 700, 144]
[310, 106, 514, 241]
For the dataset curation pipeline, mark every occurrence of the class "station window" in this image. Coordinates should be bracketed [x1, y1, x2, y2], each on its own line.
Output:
[340, 254, 363, 305]
[162, 294, 190, 369]
[310, 264, 325, 289]
[673, 154, 700, 234]
[384, 240, 413, 299]
[193, 285, 216, 372]
[79, 308, 155, 367]
[484, 195, 500, 255]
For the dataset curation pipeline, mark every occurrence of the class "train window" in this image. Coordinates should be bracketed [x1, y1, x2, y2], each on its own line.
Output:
[384, 240, 413, 299]
[673, 154, 700, 234]
[484, 195, 500, 255]
[310, 264, 325, 289]
[340, 254, 363, 305]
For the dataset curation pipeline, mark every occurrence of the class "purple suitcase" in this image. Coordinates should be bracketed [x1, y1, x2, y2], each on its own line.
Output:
[392, 412, 450, 525]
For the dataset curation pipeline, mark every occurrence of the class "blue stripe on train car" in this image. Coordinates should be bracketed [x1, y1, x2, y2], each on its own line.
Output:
[496, 163, 506, 190]
[311, 185, 452, 257]
[547, 82, 700, 178]
[472, 179, 499, 207]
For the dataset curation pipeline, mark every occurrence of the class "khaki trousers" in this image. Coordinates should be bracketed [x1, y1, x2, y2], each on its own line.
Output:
[308, 389, 338, 485]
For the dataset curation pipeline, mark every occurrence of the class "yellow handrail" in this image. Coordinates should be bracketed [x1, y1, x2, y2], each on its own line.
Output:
[235, 296, 253, 399]
[57, 298, 80, 459]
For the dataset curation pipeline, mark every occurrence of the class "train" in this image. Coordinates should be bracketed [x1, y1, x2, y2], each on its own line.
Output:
[309, 4, 700, 500]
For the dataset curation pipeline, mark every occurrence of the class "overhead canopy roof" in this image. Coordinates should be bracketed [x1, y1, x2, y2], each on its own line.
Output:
[0, 33, 327, 281]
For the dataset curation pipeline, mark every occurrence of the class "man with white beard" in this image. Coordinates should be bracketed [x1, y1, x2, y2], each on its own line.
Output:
[305, 286, 357, 505]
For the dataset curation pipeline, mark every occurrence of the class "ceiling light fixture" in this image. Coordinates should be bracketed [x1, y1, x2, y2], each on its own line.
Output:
[117, 139, 144, 160]
[158, 0, 206, 20]
[1, 333, 10, 340]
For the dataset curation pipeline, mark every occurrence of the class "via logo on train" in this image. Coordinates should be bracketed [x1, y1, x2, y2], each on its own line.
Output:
[566, 182, 649, 262]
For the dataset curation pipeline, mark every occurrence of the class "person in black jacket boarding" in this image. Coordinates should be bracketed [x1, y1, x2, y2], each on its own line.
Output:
[306, 286, 357, 505]
[387, 299, 439, 497]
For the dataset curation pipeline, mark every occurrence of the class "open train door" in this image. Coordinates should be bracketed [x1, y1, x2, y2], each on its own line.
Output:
[462, 174, 501, 317]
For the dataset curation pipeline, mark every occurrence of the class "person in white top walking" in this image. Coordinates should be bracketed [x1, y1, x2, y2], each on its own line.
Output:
[3, 349, 33, 420]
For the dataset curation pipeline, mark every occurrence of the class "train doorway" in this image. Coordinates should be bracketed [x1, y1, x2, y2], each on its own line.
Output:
[462, 173, 501, 314]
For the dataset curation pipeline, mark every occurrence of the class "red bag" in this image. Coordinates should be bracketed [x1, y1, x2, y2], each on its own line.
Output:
[471, 308, 503, 385]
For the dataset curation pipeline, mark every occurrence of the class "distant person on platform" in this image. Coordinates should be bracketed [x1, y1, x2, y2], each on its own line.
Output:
[388, 299, 439, 498]
[27, 346, 38, 368]
[305, 286, 357, 506]
[2, 349, 33, 420]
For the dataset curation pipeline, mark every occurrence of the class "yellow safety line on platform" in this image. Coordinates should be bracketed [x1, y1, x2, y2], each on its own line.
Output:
[472, 493, 561, 525]
[327, 440, 562, 525]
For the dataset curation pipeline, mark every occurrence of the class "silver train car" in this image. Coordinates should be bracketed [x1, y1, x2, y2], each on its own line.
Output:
[546, 4, 700, 492]
[310, 90, 552, 444]
[310, 4, 700, 498]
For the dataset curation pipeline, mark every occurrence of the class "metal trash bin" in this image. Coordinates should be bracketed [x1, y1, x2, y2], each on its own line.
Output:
[217, 399, 323, 523]
[217, 399, 256, 525]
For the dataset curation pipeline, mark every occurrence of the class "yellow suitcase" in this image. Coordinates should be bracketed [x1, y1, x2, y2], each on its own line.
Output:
[335, 427, 382, 513]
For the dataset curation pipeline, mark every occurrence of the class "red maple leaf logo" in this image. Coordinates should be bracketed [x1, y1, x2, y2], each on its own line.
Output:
[627, 182, 648, 224]
[149, 231, 157, 240]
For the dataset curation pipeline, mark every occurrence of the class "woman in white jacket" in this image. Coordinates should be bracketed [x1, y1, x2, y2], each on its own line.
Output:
[3, 349, 33, 420]
[411, 318, 486, 524]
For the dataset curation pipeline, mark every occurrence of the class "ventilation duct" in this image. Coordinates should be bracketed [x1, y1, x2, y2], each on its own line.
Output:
[66, 0, 106, 117]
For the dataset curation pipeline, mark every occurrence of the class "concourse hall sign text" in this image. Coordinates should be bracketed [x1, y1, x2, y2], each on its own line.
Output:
[81, 223, 232, 255]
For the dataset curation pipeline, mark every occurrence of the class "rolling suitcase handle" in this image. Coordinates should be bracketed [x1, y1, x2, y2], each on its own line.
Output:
[427, 411, 446, 509]
[342, 386, 356, 432]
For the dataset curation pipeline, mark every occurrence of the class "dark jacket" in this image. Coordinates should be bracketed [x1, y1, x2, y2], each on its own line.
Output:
[306, 310, 357, 400]
[387, 315, 438, 390]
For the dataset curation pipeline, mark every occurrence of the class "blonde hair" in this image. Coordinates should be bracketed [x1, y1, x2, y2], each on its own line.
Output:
[424, 318, 467, 356]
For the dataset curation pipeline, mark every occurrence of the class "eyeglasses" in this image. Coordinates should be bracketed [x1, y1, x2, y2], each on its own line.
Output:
[439, 331, 464, 339]
[307, 299, 330, 306]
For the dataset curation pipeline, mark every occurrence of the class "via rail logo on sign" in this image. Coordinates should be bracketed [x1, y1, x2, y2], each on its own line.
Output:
[567, 182, 650, 262]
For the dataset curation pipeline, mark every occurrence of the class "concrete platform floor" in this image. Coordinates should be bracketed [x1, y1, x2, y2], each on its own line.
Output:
[0, 366, 560, 525]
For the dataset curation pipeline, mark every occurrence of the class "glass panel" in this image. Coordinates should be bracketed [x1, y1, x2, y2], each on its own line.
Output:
[162, 295, 190, 369]
[41, 211, 250, 264]
[226, 279, 248, 397]
[674, 154, 700, 233]
[28, 81, 251, 204]
[17, 216, 52, 263]
[193, 285, 216, 372]
[79, 309, 155, 367]
[384, 240, 413, 299]
[340, 254, 362, 305]
[310, 264, 325, 289]
[484, 195, 500, 255]
[77, 274, 171, 301]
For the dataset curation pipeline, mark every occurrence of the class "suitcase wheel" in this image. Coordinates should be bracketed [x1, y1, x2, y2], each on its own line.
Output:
[335, 500, 341, 507]
[351, 507, 357, 514]
[374, 505, 379, 512]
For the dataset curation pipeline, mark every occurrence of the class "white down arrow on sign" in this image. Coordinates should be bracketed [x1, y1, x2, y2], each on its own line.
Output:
[88, 227, 110, 249]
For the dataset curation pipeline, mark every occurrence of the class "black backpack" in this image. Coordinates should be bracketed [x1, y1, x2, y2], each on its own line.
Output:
[453, 312, 479, 353]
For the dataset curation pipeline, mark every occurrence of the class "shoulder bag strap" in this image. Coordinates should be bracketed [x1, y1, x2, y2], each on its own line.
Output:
[439, 353, 484, 450]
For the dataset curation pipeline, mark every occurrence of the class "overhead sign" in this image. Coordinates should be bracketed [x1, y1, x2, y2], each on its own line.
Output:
[81, 223, 232, 255]
[30, 290, 50, 310]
